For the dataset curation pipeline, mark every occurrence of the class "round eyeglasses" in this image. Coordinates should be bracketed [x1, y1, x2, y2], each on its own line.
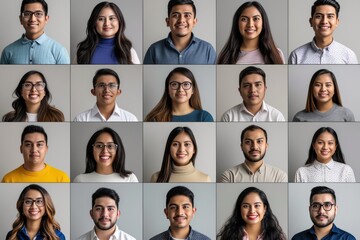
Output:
[24, 198, 44, 207]
[22, 82, 46, 91]
[22, 11, 45, 19]
[92, 143, 118, 152]
[310, 202, 335, 211]
[169, 81, 192, 90]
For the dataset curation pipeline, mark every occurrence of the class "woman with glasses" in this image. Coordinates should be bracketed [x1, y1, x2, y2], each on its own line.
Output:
[6, 184, 66, 240]
[74, 127, 138, 182]
[144, 67, 213, 122]
[2, 70, 64, 122]
[76, 1, 140, 64]
[295, 127, 356, 182]
[217, 187, 286, 240]
[150, 126, 210, 182]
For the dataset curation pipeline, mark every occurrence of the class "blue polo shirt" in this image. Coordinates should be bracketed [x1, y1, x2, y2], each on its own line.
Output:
[144, 33, 216, 64]
[291, 224, 355, 240]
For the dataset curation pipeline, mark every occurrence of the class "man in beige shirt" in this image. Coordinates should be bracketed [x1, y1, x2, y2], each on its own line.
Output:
[220, 124, 287, 182]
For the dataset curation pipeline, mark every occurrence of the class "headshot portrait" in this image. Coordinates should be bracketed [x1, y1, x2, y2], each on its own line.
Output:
[71, 65, 142, 122]
[0, 0, 70, 64]
[70, 122, 142, 182]
[71, 183, 142, 240]
[0, 65, 70, 122]
[217, 122, 288, 182]
[70, 0, 142, 64]
[143, 122, 216, 183]
[217, 65, 288, 121]
[0, 183, 70, 240]
[144, 183, 216, 239]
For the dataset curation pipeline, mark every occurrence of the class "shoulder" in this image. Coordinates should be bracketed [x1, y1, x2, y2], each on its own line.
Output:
[118, 229, 136, 240]
[46, 165, 70, 182]
[76, 230, 92, 240]
[291, 229, 311, 239]
[292, 109, 308, 121]
[2, 166, 23, 182]
[291, 42, 312, 53]
[147, 38, 167, 51]
[150, 172, 160, 182]
[334, 105, 355, 121]
[263, 163, 288, 181]
[194, 168, 211, 182]
[149, 230, 169, 240]
[117, 107, 138, 121]
[333, 225, 356, 239]
[191, 229, 211, 240]
[198, 110, 214, 122]
[127, 173, 139, 182]
[55, 229, 66, 239]
[73, 108, 93, 121]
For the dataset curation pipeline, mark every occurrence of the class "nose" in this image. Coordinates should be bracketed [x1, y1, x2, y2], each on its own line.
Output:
[101, 146, 110, 153]
[176, 207, 184, 215]
[247, 18, 254, 27]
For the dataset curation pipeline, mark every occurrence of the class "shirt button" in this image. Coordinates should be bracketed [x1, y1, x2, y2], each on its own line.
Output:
[179, 55, 182, 58]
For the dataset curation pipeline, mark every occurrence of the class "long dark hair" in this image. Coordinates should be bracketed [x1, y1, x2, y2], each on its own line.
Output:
[85, 127, 132, 178]
[144, 67, 203, 122]
[2, 71, 64, 122]
[217, 1, 283, 64]
[217, 187, 286, 240]
[76, 1, 133, 64]
[306, 127, 345, 164]
[156, 127, 198, 182]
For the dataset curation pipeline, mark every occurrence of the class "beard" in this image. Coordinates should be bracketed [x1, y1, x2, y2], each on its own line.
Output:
[310, 214, 335, 228]
[243, 150, 266, 163]
[94, 217, 117, 231]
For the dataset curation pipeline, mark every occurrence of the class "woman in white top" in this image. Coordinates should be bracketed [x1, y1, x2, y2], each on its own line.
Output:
[74, 127, 138, 182]
[295, 127, 356, 182]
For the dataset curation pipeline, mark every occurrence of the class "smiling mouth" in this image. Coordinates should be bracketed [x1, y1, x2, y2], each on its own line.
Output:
[247, 215, 258, 220]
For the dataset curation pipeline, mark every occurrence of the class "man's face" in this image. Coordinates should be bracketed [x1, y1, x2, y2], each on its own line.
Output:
[164, 195, 196, 230]
[239, 74, 266, 110]
[309, 193, 337, 228]
[91, 75, 121, 108]
[20, 132, 48, 168]
[90, 197, 120, 231]
[166, 4, 197, 38]
[20, 3, 49, 40]
[241, 129, 268, 163]
[309, 5, 339, 40]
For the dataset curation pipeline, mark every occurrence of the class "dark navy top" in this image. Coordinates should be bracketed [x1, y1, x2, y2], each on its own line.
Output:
[149, 226, 211, 240]
[90, 37, 118, 64]
[6, 226, 66, 240]
[291, 224, 355, 240]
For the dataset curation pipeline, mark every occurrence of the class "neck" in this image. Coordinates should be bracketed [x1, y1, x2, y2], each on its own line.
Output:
[244, 223, 262, 240]
[172, 102, 194, 115]
[25, 31, 43, 41]
[241, 39, 259, 51]
[26, 104, 40, 114]
[95, 166, 113, 175]
[316, 101, 333, 112]
[314, 223, 333, 240]
[170, 225, 190, 239]
[245, 159, 263, 173]
[95, 225, 116, 240]
[26, 220, 41, 239]
[244, 101, 262, 115]
[170, 33, 192, 52]
[23, 162, 45, 172]
[314, 36, 333, 49]
[97, 102, 115, 120]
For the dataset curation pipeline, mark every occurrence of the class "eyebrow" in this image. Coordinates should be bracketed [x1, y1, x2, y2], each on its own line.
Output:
[244, 137, 264, 141]
[24, 140, 46, 144]
[240, 14, 261, 18]
[172, 140, 192, 143]
[242, 81, 263, 85]
[242, 201, 262, 205]
[98, 14, 117, 18]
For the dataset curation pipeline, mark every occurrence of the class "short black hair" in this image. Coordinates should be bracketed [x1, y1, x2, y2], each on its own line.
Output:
[167, 0, 196, 17]
[310, 186, 336, 204]
[21, 125, 48, 144]
[240, 125, 267, 143]
[92, 187, 120, 209]
[311, 0, 340, 17]
[21, 0, 48, 15]
[239, 66, 266, 87]
[92, 68, 120, 89]
[166, 186, 194, 207]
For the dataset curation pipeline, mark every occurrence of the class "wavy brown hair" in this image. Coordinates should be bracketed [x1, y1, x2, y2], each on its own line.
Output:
[7, 184, 62, 240]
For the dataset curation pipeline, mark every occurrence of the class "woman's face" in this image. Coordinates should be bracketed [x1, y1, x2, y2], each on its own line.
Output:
[21, 73, 46, 109]
[313, 131, 337, 163]
[93, 132, 117, 171]
[22, 189, 45, 222]
[96, 7, 119, 39]
[170, 132, 195, 166]
[238, 6, 263, 43]
[312, 73, 335, 105]
[240, 192, 266, 226]
[168, 73, 194, 106]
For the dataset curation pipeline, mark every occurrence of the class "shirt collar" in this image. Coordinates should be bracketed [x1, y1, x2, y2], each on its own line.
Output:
[91, 103, 121, 119]
[166, 32, 197, 46]
[243, 162, 265, 174]
[311, 38, 335, 51]
[21, 32, 47, 45]
[240, 102, 268, 115]
[167, 226, 194, 240]
[90, 225, 120, 240]
[20, 226, 41, 239]
[313, 159, 334, 169]
[242, 228, 264, 240]
[309, 224, 339, 236]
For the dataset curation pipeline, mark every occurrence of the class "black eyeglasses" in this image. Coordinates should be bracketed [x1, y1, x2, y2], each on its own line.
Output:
[92, 143, 118, 152]
[22, 82, 46, 91]
[310, 202, 335, 211]
[22, 11, 45, 19]
[169, 81, 192, 90]
[24, 198, 44, 207]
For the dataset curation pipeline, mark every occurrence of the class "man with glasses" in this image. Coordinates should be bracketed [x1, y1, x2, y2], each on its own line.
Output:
[74, 68, 138, 122]
[292, 186, 355, 240]
[0, 0, 69, 64]
[1, 125, 70, 182]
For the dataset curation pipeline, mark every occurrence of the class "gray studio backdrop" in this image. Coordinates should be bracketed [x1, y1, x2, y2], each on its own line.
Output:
[0, 65, 70, 121]
[71, 183, 142, 240]
[70, 122, 143, 182]
[289, 183, 360, 238]
[217, 183, 288, 238]
[289, 0, 360, 61]
[143, 183, 216, 239]
[143, 0, 216, 60]
[289, 122, 360, 182]
[289, 65, 360, 121]
[0, 183, 70, 240]
[143, 65, 216, 121]
[0, 123, 70, 180]
[216, 0, 288, 60]
[217, 65, 288, 121]
[143, 122, 216, 182]
[0, 0, 70, 58]
[70, 65, 142, 121]
[70, 0, 143, 63]
[216, 122, 288, 182]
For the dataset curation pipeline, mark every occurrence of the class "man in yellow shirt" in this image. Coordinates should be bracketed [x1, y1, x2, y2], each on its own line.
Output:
[1, 125, 70, 182]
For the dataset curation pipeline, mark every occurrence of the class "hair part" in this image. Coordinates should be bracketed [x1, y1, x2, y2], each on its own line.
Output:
[311, 0, 340, 17]
[166, 186, 194, 206]
[92, 68, 120, 88]
[310, 186, 336, 204]
[239, 66, 266, 86]
[21, 0, 48, 15]
[240, 124, 268, 143]
[92, 187, 120, 208]
[168, 0, 196, 17]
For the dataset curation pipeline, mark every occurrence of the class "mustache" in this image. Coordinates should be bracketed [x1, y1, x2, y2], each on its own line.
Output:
[316, 214, 328, 218]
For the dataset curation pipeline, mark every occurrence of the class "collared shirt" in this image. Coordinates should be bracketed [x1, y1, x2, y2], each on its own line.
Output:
[221, 102, 285, 122]
[73, 103, 138, 122]
[6, 226, 66, 240]
[295, 159, 356, 182]
[291, 224, 356, 240]
[149, 226, 211, 240]
[242, 228, 264, 240]
[0, 33, 70, 64]
[76, 225, 136, 240]
[288, 39, 358, 64]
[143, 33, 216, 64]
[220, 162, 288, 183]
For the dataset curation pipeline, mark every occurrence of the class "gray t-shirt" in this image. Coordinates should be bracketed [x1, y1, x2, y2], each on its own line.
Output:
[293, 104, 355, 122]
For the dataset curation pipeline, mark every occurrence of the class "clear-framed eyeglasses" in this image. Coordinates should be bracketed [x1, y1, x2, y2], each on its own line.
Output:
[22, 11, 45, 19]
[24, 198, 44, 207]
[169, 81, 193, 90]
[22, 82, 46, 91]
[310, 202, 335, 211]
[92, 143, 118, 152]
[95, 83, 119, 90]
